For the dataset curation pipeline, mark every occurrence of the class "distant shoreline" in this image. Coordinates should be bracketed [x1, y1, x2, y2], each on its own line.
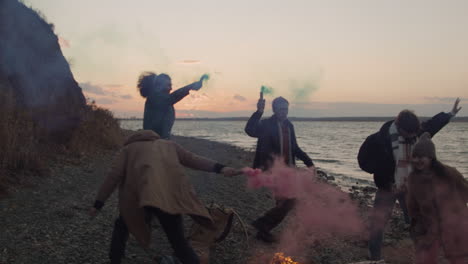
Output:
[117, 116, 468, 122]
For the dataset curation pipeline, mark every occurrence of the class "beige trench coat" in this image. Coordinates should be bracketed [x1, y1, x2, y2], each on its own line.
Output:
[95, 130, 217, 247]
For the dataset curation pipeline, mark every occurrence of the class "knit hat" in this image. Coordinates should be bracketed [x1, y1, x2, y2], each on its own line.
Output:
[412, 132, 436, 159]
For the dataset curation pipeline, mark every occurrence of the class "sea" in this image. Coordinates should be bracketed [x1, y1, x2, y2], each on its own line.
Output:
[120, 120, 468, 183]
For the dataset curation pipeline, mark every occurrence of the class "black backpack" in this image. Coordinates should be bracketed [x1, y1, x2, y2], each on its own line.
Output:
[357, 132, 380, 174]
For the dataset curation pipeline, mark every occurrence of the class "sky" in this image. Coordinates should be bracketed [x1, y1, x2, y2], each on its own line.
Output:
[22, 0, 468, 117]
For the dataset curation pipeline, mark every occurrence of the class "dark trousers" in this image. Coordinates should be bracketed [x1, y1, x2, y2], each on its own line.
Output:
[368, 189, 410, 260]
[109, 207, 199, 264]
[252, 198, 296, 232]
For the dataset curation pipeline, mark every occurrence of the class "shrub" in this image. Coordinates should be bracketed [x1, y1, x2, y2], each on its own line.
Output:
[68, 100, 123, 154]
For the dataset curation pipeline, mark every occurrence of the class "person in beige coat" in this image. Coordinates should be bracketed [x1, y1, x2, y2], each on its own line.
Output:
[89, 130, 241, 264]
[407, 132, 468, 264]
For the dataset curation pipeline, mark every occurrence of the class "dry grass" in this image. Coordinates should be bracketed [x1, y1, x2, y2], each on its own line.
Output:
[0, 83, 44, 193]
[0, 82, 122, 195]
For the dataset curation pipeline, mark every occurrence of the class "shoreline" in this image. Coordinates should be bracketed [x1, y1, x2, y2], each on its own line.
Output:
[174, 134, 375, 192]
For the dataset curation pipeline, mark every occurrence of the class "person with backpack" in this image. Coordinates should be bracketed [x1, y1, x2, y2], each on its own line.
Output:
[407, 132, 468, 264]
[357, 98, 461, 261]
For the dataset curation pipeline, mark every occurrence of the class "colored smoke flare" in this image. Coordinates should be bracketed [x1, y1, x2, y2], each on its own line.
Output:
[261, 85, 274, 96]
[270, 252, 301, 264]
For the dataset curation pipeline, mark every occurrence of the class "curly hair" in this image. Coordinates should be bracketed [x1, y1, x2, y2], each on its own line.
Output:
[137, 72, 172, 98]
[137, 71, 157, 98]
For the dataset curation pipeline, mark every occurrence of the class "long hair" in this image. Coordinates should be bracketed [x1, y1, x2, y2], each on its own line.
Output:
[137, 71, 157, 98]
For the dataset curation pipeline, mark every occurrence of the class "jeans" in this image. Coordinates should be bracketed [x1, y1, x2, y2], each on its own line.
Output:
[368, 189, 410, 260]
[109, 207, 199, 264]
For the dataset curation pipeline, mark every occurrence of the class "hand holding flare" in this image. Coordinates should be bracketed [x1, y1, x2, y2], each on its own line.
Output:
[257, 86, 266, 113]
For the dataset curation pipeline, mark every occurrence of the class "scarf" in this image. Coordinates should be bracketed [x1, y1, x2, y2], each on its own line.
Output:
[277, 121, 293, 166]
[389, 122, 414, 192]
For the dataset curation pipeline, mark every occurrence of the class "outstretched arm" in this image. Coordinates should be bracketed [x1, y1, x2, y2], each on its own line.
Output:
[169, 86, 192, 105]
[170, 75, 206, 105]
[175, 142, 241, 176]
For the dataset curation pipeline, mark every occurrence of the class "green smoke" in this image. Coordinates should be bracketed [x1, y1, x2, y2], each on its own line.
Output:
[290, 80, 319, 102]
[200, 73, 210, 83]
[261, 85, 274, 96]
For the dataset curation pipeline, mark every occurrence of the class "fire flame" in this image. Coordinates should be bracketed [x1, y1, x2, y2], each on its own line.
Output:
[270, 252, 301, 264]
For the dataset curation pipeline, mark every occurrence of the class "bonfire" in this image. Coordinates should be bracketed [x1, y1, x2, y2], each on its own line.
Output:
[270, 252, 301, 264]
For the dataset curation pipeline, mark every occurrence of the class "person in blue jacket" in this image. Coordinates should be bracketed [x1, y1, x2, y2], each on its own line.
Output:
[138, 72, 207, 139]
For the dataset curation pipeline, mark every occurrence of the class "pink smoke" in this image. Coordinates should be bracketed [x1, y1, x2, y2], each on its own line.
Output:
[244, 161, 365, 256]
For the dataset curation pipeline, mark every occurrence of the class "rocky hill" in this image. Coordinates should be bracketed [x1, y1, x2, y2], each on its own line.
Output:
[0, 0, 86, 141]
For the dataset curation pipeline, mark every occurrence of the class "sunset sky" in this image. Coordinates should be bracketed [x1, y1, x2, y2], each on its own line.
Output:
[22, 0, 468, 117]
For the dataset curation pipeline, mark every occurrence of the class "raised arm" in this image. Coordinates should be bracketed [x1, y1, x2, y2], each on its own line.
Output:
[244, 111, 264, 138]
[421, 98, 462, 136]
[245, 96, 266, 137]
